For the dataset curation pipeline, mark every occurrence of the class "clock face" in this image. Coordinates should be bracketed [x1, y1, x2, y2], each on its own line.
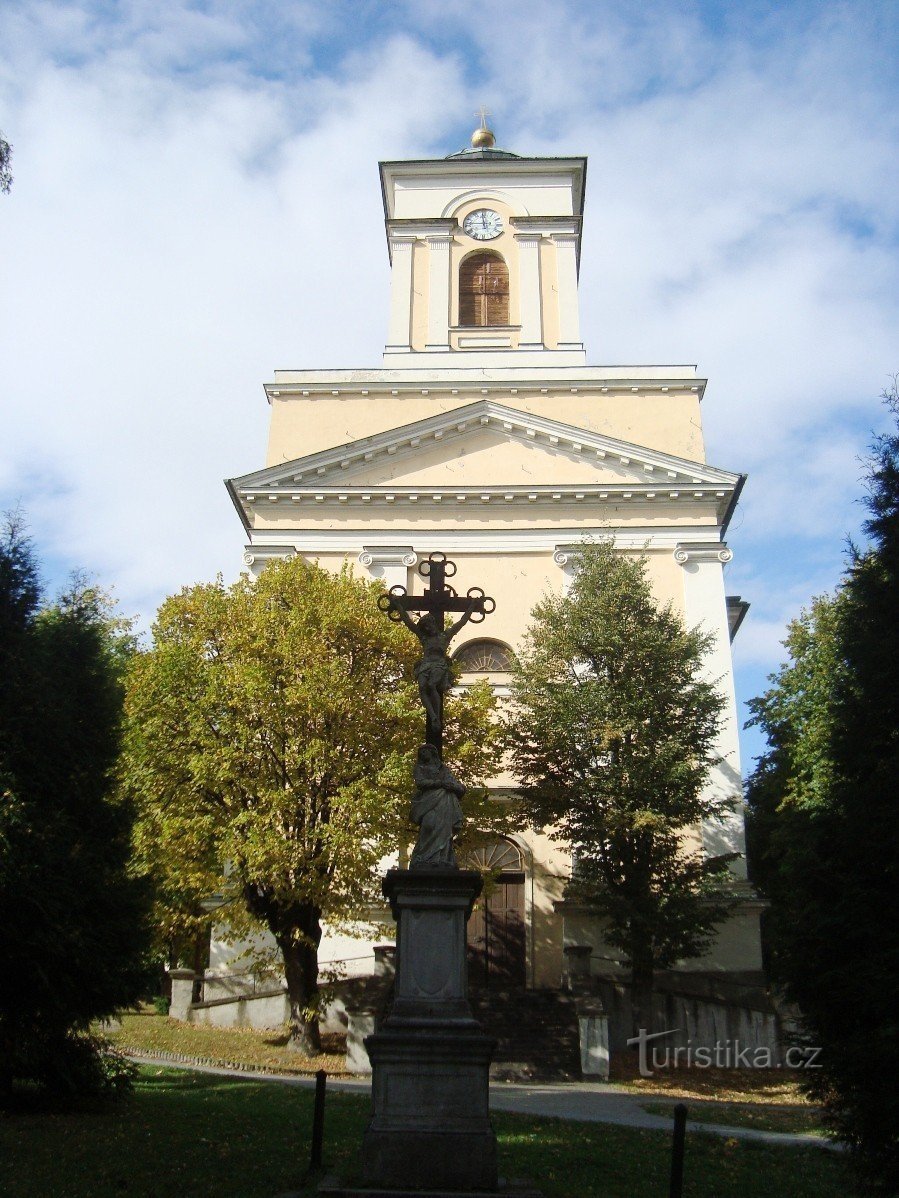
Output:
[462, 209, 504, 240]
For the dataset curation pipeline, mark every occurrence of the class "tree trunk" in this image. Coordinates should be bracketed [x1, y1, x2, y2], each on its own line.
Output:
[191, 928, 208, 1005]
[274, 909, 322, 1056]
[629, 945, 656, 1039]
[243, 882, 324, 1057]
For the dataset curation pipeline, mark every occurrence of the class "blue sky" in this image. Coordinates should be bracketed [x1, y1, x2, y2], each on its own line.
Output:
[2, 0, 898, 772]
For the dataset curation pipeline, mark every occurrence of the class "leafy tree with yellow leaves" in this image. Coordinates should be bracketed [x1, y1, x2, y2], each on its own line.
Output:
[122, 556, 501, 1054]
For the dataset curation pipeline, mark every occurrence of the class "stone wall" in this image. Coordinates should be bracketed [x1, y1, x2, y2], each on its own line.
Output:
[168, 946, 397, 1035]
[594, 976, 787, 1062]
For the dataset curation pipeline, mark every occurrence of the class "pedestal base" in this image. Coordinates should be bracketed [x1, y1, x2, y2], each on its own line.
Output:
[363, 1028, 497, 1191]
[319, 1179, 542, 1198]
[360, 869, 498, 1193]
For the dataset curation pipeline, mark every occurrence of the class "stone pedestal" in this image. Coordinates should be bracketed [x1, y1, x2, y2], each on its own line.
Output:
[168, 968, 196, 1021]
[575, 998, 610, 1080]
[361, 868, 498, 1193]
[562, 944, 592, 989]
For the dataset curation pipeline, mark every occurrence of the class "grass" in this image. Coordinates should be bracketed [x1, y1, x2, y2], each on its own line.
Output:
[107, 1008, 349, 1076]
[112, 1012, 824, 1111]
[0, 1066, 850, 1198]
[610, 1054, 825, 1136]
[640, 1099, 825, 1136]
[108, 1012, 828, 1143]
[610, 1052, 819, 1105]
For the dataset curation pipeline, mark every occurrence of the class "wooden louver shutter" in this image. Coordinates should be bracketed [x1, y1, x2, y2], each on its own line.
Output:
[459, 253, 509, 327]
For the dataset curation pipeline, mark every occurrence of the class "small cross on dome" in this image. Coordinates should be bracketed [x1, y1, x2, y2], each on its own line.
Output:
[471, 107, 496, 149]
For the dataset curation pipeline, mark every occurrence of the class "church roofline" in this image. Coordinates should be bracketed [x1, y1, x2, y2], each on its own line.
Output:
[232, 397, 739, 491]
[379, 156, 587, 225]
[264, 366, 707, 402]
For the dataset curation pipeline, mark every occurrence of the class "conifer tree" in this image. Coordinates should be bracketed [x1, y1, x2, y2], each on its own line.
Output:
[746, 382, 899, 1190]
[0, 516, 151, 1100]
[507, 540, 736, 1033]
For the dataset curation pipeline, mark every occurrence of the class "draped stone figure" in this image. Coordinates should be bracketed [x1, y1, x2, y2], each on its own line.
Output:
[408, 743, 466, 870]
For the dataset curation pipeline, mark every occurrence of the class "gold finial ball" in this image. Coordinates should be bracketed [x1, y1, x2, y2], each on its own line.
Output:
[471, 125, 496, 149]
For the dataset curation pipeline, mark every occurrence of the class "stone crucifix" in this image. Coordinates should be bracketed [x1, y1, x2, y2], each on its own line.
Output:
[378, 553, 495, 759]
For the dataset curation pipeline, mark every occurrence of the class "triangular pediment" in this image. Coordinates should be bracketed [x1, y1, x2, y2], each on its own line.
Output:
[231, 400, 740, 497]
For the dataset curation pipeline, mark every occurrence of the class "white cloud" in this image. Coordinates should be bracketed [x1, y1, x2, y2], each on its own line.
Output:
[1, 11, 466, 623]
[1, 0, 897, 767]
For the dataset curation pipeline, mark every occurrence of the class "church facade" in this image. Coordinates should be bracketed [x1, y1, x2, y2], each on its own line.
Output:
[225, 125, 763, 990]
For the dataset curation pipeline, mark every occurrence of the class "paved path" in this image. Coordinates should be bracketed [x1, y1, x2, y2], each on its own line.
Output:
[129, 1055, 834, 1151]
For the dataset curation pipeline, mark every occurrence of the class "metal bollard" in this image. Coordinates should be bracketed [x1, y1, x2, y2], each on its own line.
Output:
[669, 1103, 687, 1198]
[310, 1068, 327, 1171]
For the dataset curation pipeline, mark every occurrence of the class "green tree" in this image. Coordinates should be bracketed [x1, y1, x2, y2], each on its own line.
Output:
[746, 385, 899, 1191]
[0, 131, 11, 194]
[122, 556, 502, 1055]
[0, 516, 151, 1101]
[744, 591, 848, 900]
[507, 540, 736, 1033]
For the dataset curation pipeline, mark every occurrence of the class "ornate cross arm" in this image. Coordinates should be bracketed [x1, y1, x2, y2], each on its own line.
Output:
[377, 553, 496, 757]
[377, 553, 495, 631]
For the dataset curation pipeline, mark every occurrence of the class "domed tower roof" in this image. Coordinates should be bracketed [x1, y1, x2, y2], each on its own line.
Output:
[446, 108, 520, 160]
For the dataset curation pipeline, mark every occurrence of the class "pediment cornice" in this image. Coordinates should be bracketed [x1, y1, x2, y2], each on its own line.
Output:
[226, 400, 744, 528]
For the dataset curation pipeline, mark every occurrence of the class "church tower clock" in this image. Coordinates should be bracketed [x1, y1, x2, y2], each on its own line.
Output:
[380, 125, 585, 364]
[226, 118, 763, 992]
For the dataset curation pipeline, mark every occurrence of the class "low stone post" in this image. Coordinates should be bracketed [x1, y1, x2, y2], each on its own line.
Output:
[576, 997, 610, 1079]
[168, 969, 196, 1022]
[373, 944, 396, 977]
[346, 1006, 377, 1074]
[563, 943, 593, 989]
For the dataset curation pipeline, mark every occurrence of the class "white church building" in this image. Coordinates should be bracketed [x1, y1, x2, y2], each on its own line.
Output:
[213, 121, 764, 1001]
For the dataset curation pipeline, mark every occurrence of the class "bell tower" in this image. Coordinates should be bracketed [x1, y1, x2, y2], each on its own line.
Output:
[380, 118, 587, 368]
[227, 116, 764, 998]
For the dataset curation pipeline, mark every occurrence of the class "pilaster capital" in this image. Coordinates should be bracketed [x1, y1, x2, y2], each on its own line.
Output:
[510, 216, 581, 239]
[243, 545, 296, 569]
[553, 545, 578, 567]
[359, 546, 418, 569]
[673, 542, 733, 565]
[387, 218, 455, 240]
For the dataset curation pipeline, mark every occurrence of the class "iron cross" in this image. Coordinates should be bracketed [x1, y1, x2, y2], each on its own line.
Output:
[378, 553, 495, 756]
[378, 552, 495, 632]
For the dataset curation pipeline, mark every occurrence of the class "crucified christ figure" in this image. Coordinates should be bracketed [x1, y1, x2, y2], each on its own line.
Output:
[393, 605, 478, 744]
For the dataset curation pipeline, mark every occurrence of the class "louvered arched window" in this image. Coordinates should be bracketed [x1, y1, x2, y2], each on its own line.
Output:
[453, 639, 515, 674]
[459, 252, 509, 327]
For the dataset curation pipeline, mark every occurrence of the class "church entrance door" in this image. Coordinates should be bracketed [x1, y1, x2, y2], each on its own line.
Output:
[466, 841, 526, 988]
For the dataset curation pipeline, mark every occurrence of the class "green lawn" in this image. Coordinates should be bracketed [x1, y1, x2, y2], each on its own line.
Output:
[0, 1067, 849, 1198]
[108, 1008, 348, 1075]
[640, 1099, 825, 1136]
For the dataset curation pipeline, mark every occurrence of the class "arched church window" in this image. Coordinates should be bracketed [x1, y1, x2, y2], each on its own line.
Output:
[453, 638, 515, 674]
[459, 252, 509, 327]
[464, 839, 524, 874]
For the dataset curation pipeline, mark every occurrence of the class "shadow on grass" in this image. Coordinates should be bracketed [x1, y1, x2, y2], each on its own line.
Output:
[0, 1067, 852, 1198]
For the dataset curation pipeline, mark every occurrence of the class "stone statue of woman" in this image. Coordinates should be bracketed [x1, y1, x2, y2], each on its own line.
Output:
[409, 744, 466, 870]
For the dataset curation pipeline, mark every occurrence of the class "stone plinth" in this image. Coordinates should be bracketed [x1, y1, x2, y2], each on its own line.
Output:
[361, 868, 498, 1193]
[167, 968, 196, 1021]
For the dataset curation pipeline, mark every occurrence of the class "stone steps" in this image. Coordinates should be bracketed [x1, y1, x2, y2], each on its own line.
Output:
[469, 987, 582, 1081]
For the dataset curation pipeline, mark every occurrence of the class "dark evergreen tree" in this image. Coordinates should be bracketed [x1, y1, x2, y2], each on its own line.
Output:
[746, 384, 899, 1192]
[0, 516, 151, 1101]
[0, 130, 11, 194]
[507, 540, 737, 1035]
